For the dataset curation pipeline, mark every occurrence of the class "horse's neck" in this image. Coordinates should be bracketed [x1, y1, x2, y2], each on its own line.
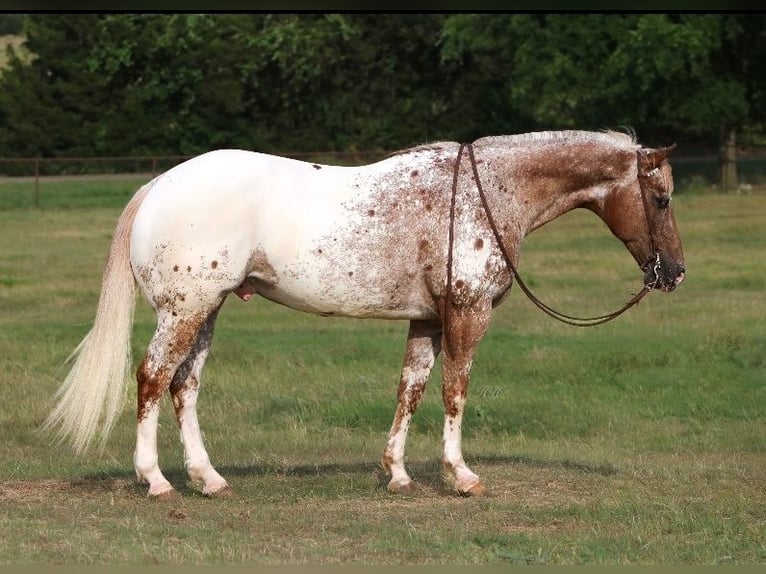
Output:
[484, 143, 633, 235]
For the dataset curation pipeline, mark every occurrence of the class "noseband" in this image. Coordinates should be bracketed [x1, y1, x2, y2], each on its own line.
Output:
[445, 143, 657, 329]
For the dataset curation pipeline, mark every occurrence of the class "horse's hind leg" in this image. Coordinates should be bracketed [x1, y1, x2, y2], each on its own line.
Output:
[382, 320, 442, 494]
[169, 304, 231, 497]
[134, 304, 220, 498]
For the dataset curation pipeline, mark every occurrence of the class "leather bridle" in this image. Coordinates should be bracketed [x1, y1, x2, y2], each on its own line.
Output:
[444, 143, 661, 329]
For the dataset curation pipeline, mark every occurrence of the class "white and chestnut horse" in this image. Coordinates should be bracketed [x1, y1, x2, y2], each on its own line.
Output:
[45, 130, 685, 498]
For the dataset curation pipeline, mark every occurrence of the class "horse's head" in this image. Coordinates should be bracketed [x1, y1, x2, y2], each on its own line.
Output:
[595, 144, 685, 292]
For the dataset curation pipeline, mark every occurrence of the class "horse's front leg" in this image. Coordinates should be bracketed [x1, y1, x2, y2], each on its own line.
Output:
[441, 298, 492, 496]
[382, 320, 442, 494]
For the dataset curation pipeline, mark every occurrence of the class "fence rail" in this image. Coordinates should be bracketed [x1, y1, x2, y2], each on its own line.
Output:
[0, 151, 391, 207]
[1, 150, 765, 208]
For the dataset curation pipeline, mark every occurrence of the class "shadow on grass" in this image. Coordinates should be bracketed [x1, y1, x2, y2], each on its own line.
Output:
[69, 453, 616, 498]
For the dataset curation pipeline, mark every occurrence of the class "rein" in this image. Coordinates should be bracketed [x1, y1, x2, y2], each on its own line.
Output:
[445, 143, 657, 329]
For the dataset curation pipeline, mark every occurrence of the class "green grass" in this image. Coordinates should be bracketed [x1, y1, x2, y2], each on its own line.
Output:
[0, 178, 764, 564]
[0, 177, 146, 210]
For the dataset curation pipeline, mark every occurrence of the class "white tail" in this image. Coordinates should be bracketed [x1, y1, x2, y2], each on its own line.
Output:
[43, 184, 152, 453]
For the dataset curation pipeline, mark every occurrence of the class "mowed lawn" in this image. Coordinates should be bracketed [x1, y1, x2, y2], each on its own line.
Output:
[0, 178, 764, 564]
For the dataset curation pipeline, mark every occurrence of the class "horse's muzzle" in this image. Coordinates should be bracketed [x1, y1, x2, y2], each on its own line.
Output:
[660, 270, 685, 292]
[643, 257, 685, 293]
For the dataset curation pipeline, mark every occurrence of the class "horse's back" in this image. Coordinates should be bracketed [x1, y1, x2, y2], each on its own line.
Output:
[128, 148, 450, 319]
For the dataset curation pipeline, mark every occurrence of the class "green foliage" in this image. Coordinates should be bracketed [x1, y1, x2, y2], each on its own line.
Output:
[0, 15, 455, 158]
[441, 14, 765, 145]
[0, 14, 763, 162]
[602, 14, 751, 137]
[238, 14, 450, 151]
[0, 15, 107, 157]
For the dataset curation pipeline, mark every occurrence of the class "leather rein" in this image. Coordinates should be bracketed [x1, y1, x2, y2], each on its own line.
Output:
[445, 142, 661, 328]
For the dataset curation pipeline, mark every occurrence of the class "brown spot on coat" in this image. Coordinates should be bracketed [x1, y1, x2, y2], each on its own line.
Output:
[173, 265, 179, 272]
[136, 361, 168, 421]
[474, 238, 484, 250]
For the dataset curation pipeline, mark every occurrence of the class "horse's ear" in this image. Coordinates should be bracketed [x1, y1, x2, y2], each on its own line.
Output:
[639, 143, 677, 174]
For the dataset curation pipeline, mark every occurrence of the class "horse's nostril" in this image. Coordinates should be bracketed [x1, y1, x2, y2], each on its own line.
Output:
[675, 271, 685, 286]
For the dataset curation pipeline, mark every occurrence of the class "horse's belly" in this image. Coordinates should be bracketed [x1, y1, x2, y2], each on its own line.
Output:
[246, 257, 439, 320]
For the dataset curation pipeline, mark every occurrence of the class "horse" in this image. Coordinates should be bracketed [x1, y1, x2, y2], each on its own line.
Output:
[44, 130, 685, 498]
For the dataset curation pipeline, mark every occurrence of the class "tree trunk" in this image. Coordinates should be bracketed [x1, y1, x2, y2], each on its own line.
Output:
[719, 125, 738, 192]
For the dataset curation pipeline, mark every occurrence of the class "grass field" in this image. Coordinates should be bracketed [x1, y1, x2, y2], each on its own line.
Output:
[0, 177, 764, 564]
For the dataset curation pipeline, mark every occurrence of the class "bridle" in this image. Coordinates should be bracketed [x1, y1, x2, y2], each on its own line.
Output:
[445, 142, 662, 329]
[637, 157, 666, 293]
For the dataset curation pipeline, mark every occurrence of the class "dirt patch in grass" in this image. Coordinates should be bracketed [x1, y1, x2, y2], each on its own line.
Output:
[0, 476, 138, 502]
[0, 458, 614, 510]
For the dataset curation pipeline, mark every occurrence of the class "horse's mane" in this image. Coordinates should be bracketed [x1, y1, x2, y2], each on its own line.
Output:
[474, 129, 638, 149]
[387, 142, 458, 157]
[389, 129, 638, 158]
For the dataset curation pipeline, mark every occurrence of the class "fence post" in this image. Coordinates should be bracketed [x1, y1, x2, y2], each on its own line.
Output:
[719, 127, 738, 193]
[34, 158, 40, 208]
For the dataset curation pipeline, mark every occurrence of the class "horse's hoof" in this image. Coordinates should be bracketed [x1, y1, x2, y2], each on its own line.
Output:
[457, 481, 487, 497]
[204, 484, 235, 498]
[387, 479, 417, 495]
[149, 487, 179, 501]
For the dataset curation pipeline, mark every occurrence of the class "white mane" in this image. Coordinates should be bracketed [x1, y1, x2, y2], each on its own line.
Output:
[474, 129, 638, 149]
[390, 129, 639, 158]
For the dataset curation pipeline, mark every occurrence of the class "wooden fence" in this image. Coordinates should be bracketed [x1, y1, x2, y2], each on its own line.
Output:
[0, 151, 390, 207]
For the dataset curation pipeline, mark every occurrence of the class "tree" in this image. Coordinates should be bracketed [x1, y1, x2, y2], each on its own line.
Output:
[441, 15, 640, 132]
[1, 12, 762, 179]
[235, 14, 450, 151]
[0, 15, 112, 158]
[88, 14, 256, 155]
[602, 14, 764, 191]
[441, 13, 765, 190]
[0, 14, 451, 159]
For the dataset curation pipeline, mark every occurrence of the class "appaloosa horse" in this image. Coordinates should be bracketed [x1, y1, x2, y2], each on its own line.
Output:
[45, 130, 684, 498]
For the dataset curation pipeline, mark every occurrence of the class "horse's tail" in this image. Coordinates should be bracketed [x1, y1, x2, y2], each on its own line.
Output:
[43, 183, 152, 453]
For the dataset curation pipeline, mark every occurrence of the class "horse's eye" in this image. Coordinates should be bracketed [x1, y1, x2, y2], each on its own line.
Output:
[655, 196, 670, 209]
